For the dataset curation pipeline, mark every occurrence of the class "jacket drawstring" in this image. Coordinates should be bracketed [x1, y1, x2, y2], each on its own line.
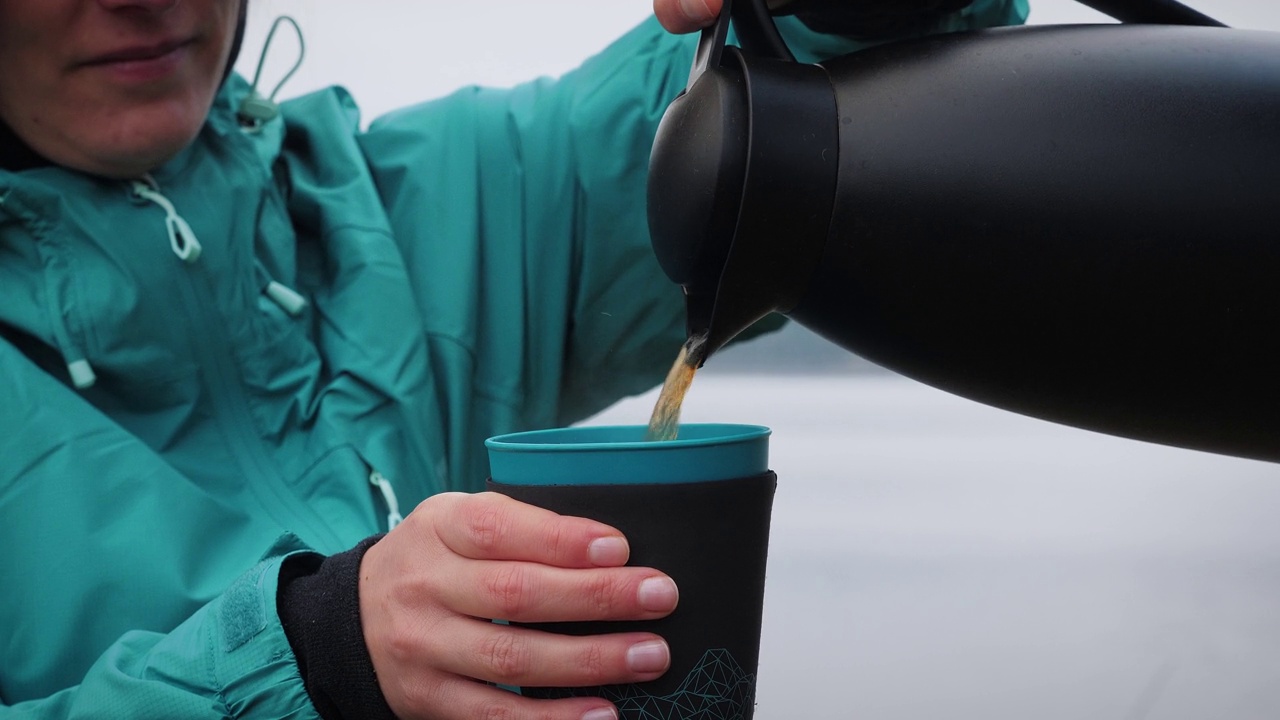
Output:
[369, 470, 404, 530]
[64, 357, 96, 389]
[32, 236, 98, 389]
[50, 173, 197, 392]
[72, 179, 306, 391]
[253, 260, 309, 317]
[237, 16, 306, 132]
[131, 178, 307, 315]
[43, 297, 96, 389]
[130, 176, 204, 264]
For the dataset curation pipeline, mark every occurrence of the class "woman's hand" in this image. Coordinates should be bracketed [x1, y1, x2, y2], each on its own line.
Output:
[359, 491, 680, 720]
[653, 0, 793, 34]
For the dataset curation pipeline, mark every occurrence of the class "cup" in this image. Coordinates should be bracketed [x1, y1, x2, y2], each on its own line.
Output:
[485, 423, 775, 720]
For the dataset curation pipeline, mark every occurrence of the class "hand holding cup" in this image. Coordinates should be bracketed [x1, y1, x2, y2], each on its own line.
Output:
[358, 491, 679, 720]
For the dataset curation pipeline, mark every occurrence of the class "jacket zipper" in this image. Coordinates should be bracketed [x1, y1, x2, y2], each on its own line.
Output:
[130, 178, 349, 549]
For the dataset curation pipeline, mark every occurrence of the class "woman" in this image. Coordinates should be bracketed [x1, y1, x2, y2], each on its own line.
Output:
[0, 1, 1026, 718]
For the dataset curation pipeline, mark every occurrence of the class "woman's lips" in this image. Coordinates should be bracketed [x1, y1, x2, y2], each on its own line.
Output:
[83, 40, 193, 83]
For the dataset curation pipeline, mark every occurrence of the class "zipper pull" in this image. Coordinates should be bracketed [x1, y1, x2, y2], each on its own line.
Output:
[130, 178, 204, 264]
[369, 470, 404, 530]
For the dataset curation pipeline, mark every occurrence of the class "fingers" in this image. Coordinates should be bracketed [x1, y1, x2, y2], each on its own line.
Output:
[433, 492, 631, 568]
[653, 0, 799, 34]
[653, 0, 722, 34]
[433, 559, 680, 623]
[430, 619, 671, 688]
[363, 493, 680, 719]
[427, 494, 679, 622]
[391, 673, 623, 720]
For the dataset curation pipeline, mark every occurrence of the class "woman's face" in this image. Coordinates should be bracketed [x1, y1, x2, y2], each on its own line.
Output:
[0, 0, 240, 178]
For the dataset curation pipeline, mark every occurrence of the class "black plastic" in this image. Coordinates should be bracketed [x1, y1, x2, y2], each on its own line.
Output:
[775, 0, 1225, 30]
[648, 65, 748, 292]
[647, 5, 1279, 461]
[728, 0, 795, 62]
[648, 18, 837, 363]
[700, 50, 836, 356]
[685, 0, 734, 89]
[790, 25, 1280, 462]
[1073, 0, 1225, 26]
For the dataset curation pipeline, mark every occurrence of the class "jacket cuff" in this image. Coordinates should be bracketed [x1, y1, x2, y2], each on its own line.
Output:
[278, 534, 395, 720]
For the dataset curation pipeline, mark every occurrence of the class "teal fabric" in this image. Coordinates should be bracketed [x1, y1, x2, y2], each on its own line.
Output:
[775, 0, 1030, 62]
[0, 6, 1026, 718]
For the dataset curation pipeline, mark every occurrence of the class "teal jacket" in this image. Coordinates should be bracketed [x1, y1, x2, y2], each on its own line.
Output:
[0, 9, 1026, 718]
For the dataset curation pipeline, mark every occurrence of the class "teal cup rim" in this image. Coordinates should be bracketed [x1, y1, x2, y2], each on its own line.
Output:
[485, 423, 771, 486]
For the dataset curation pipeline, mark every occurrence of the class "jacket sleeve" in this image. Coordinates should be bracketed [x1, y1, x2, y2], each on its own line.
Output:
[357, 6, 1027, 480]
[357, 17, 704, 438]
[0, 342, 321, 720]
[0, 559, 318, 720]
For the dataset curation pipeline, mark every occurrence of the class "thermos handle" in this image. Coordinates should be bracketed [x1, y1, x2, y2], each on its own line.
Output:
[1073, 0, 1224, 25]
[686, 0, 732, 87]
[688, 0, 794, 91]
[727, 0, 795, 62]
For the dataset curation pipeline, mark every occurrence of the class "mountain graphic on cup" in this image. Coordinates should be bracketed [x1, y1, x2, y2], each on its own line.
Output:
[536, 648, 756, 720]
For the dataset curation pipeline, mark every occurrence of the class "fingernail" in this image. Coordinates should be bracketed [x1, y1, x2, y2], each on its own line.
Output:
[588, 536, 629, 566]
[582, 707, 618, 720]
[679, 0, 716, 24]
[637, 576, 679, 612]
[626, 639, 671, 674]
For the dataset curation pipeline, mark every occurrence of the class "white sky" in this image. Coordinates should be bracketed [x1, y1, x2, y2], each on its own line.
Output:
[236, 1, 1280, 124]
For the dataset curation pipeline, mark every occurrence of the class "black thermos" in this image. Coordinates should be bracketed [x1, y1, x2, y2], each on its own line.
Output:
[647, 3, 1280, 462]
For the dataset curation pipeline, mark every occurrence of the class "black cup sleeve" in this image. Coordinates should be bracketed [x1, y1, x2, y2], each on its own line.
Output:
[488, 471, 776, 718]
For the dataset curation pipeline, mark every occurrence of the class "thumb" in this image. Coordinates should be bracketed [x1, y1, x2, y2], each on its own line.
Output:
[653, 0, 722, 34]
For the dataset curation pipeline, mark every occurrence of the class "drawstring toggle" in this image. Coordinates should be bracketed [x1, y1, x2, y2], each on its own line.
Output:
[131, 179, 204, 264]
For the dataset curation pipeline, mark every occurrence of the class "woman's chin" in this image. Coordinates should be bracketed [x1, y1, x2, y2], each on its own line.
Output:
[13, 89, 213, 178]
[50, 124, 201, 179]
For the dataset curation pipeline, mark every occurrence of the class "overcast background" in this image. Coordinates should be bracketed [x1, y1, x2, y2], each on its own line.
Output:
[237, 4, 1280, 719]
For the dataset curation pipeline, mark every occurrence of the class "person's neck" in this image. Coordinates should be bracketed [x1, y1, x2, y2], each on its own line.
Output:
[0, 121, 52, 172]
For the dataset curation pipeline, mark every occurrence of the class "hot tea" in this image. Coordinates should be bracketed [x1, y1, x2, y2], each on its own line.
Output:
[645, 334, 709, 442]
